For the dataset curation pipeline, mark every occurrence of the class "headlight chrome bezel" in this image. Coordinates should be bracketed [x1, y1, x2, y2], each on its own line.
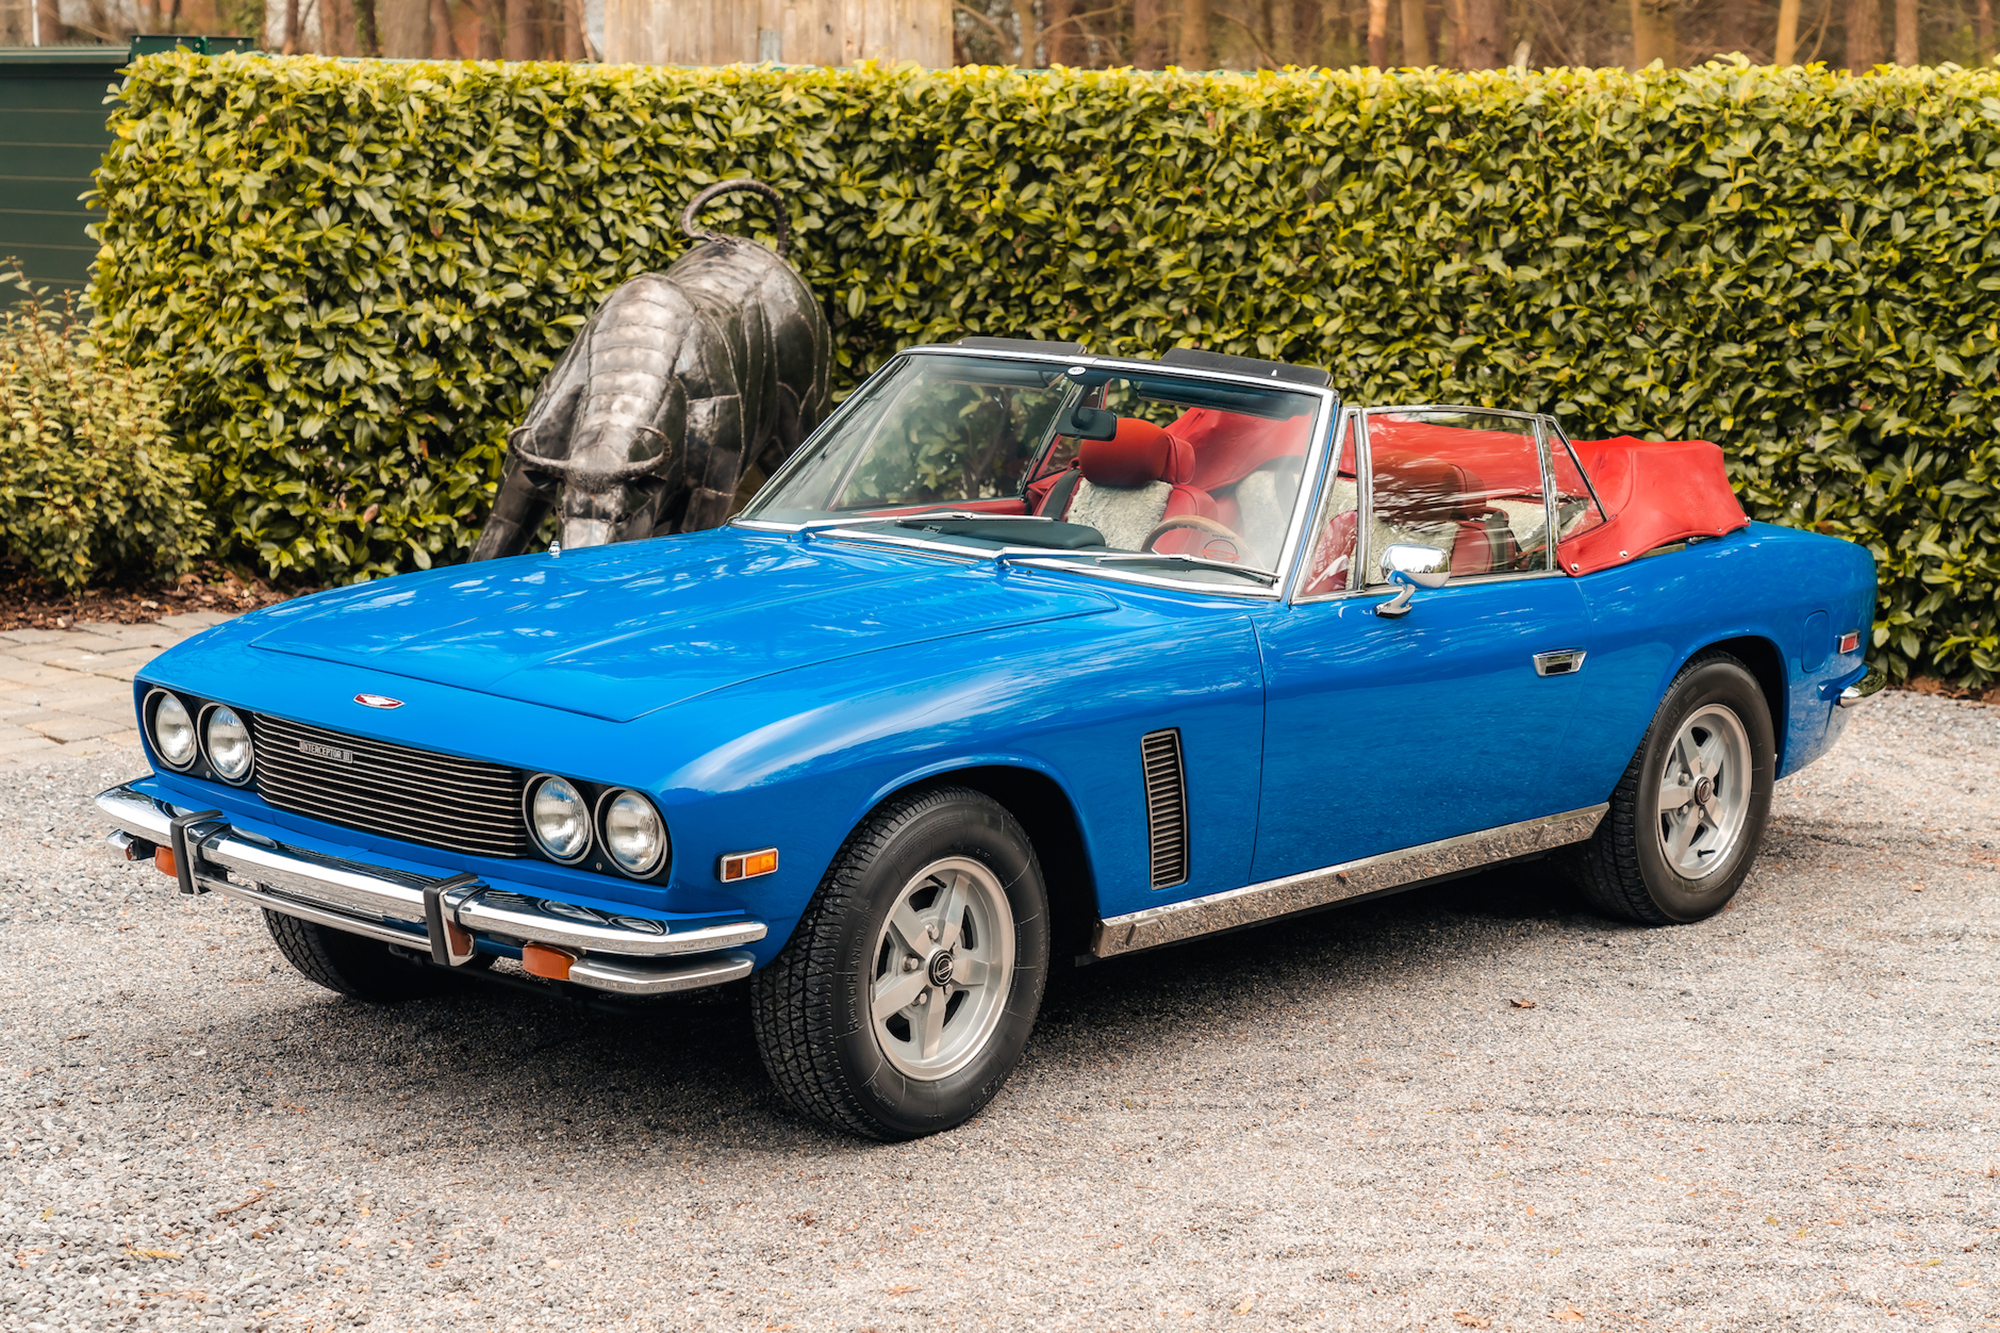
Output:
[523, 773, 593, 864]
[198, 702, 256, 785]
[144, 688, 200, 771]
[595, 787, 668, 878]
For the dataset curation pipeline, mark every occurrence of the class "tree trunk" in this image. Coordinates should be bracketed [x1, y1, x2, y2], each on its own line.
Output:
[475, 0, 502, 57]
[1892, 0, 1917, 63]
[354, 0, 379, 55]
[505, 0, 533, 58]
[1181, 0, 1210, 66]
[34, 0, 65, 43]
[1713, 0, 1759, 58]
[562, 0, 586, 59]
[1133, 0, 1169, 66]
[1289, 0, 1318, 62]
[1045, 0, 1077, 63]
[1461, 0, 1506, 67]
[1367, 0, 1389, 64]
[1629, 0, 1674, 66]
[430, 0, 460, 55]
[1774, 0, 1801, 62]
[1977, 0, 1994, 60]
[1399, 0, 1430, 63]
[1011, 0, 1036, 62]
[381, 0, 432, 57]
[282, 0, 301, 52]
[1845, 0, 1881, 68]
[323, 0, 351, 54]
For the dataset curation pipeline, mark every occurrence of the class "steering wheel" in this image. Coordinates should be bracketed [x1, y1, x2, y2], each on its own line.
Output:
[1142, 514, 1250, 562]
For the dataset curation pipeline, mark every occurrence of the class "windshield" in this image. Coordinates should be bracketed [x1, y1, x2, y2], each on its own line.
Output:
[741, 351, 1330, 589]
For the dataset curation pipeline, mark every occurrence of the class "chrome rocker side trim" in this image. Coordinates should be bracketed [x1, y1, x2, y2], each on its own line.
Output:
[97, 783, 765, 997]
[1091, 804, 1609, 958]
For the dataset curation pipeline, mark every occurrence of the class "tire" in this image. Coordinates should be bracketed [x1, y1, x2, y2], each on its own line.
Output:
[1567, 652, 1776, 925]
[750, 785, 1050, 1140]
[264, 910, 441, 1002]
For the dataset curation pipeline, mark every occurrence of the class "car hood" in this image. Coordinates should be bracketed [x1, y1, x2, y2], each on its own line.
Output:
[246, 529, 1119, 723]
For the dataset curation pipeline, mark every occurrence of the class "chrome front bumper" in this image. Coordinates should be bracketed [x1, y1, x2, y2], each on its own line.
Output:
[97, 784, 763, 997]
[1837, 662, 1888, 708]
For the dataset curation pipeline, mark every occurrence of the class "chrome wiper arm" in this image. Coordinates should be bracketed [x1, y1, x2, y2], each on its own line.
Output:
[1089, 552, 1279, 584]
[894, 510, 1056, 525]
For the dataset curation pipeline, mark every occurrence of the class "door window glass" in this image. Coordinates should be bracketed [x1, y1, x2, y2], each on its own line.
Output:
[1298, 415, 1361, 596]
[1360, 410, 1552, 584]
[1549, 434, 1608, 540]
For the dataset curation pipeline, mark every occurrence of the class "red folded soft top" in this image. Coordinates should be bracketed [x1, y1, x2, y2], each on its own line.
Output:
[1559, 436, 1750, 576]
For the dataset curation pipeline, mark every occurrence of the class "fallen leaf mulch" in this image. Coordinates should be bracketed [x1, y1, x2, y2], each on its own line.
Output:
[0, 564, 299, 633]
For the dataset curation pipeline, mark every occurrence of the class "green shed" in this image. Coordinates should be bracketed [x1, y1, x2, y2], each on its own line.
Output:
[0, 44, 127, 301]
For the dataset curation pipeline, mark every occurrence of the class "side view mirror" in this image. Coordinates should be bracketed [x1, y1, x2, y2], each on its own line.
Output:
[1375, 543, 1450, 618]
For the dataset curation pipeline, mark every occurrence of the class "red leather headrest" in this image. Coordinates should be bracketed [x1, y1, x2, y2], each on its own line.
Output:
[1080, 419, 1194, 489]
[1374, 455, 1485, 524]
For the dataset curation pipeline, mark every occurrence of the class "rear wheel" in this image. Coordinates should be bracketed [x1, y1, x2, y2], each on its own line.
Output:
[750, 786, 1049, 1140]
[264, 911, 441, 1002]
[1568, 652, 1776, 924]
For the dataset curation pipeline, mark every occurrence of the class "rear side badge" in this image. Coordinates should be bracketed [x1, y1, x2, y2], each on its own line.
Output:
[354, 694, 404, 709]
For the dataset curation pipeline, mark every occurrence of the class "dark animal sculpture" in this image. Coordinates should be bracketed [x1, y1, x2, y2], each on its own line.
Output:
[471, 179, 832, 558]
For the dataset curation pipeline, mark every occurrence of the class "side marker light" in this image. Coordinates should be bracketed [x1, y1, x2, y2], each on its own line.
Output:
[1838, 630, 1860, 654]
[719, 848, 779, 882]
[521, 943, 575, 981]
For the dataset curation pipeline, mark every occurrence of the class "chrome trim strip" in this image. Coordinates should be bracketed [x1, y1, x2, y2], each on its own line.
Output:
[209, 877, 430, 950]
[454, 896, 766, 956]
[568, 950, 756, 996]
[96, 783, 766, 961]
[1090, 804, 1609, 958]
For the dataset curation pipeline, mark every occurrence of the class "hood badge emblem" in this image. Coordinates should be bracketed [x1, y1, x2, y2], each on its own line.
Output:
[354, 693, 404, 710]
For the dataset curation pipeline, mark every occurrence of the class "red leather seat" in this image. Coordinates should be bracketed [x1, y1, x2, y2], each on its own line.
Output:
[1035, 419, 1216, 549]
[1370, 455, 1501, 577]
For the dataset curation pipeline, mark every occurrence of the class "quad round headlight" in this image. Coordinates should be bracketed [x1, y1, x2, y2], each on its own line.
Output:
[202, 705, 254, 783]
[148, 691, 198, 769]
[599, 789, 666, 876]
[527, 775, 591, 862]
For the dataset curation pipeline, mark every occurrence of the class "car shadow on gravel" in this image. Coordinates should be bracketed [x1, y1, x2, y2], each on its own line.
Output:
[142, 862, 1594, 1154]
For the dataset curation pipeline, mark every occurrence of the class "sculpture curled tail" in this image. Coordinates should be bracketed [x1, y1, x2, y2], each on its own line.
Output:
[682, 179, 791, 258]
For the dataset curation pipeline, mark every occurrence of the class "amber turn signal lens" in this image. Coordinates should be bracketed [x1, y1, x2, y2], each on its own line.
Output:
[521, 943, 575, 980]
[718, 847, 779, 882]
[153, 846, 178, 878]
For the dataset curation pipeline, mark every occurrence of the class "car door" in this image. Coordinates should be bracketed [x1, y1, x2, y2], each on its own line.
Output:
[1249, 405, 1603, 885]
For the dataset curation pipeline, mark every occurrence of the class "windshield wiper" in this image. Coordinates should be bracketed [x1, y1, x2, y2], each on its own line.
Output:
[892, 511, 1055, 525]
[1087, 552, 1279, 584]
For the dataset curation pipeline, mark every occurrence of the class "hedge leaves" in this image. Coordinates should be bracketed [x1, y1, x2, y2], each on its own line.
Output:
[90, 55, 1999, 683]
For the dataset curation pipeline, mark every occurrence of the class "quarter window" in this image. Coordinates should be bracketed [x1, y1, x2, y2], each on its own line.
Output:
[1359, 410, 1553, 584]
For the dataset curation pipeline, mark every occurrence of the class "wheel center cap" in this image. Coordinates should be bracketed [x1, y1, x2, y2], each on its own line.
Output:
[1693, 775, 1714, 805]
[927, 951, 955, 987]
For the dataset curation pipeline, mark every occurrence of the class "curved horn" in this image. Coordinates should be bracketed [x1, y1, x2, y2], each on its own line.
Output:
[507, 427, 676, 494]
[681, 178, 791, 259]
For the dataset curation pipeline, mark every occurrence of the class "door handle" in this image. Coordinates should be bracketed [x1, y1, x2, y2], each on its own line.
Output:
[1533, 649, 1587, 677]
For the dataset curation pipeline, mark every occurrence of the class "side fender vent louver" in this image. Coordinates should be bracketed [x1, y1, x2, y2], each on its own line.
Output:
[1140, 728, 1188, 890]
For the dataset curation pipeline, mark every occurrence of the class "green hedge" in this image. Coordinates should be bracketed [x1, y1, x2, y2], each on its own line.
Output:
[90, 55, 2000, 684]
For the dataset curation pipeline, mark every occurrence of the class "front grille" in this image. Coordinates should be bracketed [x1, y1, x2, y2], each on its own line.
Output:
[1140, 728, 1188, 889]
[248, 714, 532, 858]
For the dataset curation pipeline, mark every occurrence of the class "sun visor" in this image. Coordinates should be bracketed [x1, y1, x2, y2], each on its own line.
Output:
[1559, 436, 1750, 576]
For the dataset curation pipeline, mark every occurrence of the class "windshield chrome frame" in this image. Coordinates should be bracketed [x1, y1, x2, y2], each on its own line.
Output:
[735, 344, 1343, 603]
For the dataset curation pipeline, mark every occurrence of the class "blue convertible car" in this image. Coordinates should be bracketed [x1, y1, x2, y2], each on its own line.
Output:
[99, 342, 1883, 1139]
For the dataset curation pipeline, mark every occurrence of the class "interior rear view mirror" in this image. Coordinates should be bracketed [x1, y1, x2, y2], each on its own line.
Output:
[1065, 405, 1119, 440]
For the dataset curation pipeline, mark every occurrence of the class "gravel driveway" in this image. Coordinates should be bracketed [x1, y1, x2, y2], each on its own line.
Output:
[4, 691, 1996, 1332]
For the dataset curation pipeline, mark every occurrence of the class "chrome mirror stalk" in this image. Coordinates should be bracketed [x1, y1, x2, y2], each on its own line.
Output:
[1374, 543, 1450, 618]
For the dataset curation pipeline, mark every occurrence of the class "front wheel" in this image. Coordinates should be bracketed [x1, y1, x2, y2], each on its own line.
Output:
[264, 911, 442, 1001]
[750, 786, 1049, 1140]
[1567, 652, 1776, 924]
